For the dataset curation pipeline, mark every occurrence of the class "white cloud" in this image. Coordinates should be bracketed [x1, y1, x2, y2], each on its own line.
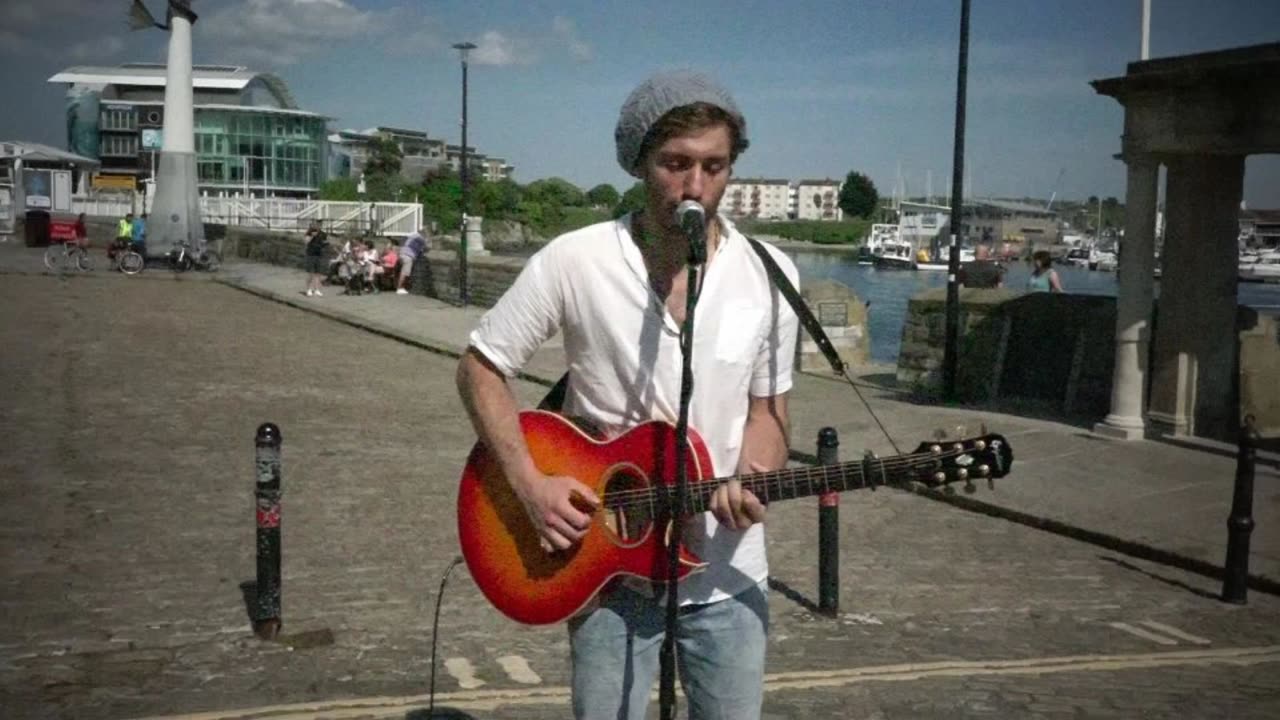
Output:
[69, 36, 125, 62]
[552, 16, 592, 62]
[202, 0, 401, 66]
[471, 30, 536, 67]
[0, 0, 115, 57]
[467, 17, 594, 67]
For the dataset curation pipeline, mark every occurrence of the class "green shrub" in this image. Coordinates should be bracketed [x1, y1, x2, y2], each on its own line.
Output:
[736, 219, 871, 245]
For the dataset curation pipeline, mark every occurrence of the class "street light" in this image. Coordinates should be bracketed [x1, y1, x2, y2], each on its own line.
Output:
[452, 41, 476, 306]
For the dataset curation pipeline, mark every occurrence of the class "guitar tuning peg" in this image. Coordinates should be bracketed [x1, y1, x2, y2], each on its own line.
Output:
[987, 477, 996, 491]
[964, 478, 977, 494]
[980, 422, 988, 436]
[943, 484, 957, 496]
[932, 427, 947, 441]
[955, 424, 967, 440]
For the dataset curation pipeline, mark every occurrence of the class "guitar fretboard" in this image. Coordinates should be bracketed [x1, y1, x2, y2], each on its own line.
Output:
[602, 448, 948, 517]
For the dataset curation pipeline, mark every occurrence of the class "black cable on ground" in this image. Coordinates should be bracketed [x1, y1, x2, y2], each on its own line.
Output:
[428, 556, 465, 717]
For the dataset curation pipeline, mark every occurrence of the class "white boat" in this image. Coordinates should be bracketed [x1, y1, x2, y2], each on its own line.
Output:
[1089, 246, 1117, 271]
[1064, 247, 1091, 267]
[875, 237, 916, 270]
[1240, 251, 1280, 282]
[916, 247, 976, 271]
[861, 223, 898, 265]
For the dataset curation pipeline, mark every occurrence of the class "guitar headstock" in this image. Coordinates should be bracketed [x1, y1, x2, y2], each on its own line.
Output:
[910, 432, 1013, 493]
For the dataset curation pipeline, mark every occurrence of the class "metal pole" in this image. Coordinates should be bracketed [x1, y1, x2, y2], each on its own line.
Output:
[942, 0, 967, 397]
[453, 41, 476, 307]
[942, 0, 971, 401]
[817, 427, 840, 616]
[1141, 0, 1151, 61]
[253, 422, 283, 639]
[1222, 415, 1259, 604]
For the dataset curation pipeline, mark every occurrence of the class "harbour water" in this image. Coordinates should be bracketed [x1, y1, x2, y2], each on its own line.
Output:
[790, 251, 1280, 365]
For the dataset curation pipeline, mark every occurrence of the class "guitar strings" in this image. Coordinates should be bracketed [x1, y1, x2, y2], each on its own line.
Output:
[600, 444, 989, 513]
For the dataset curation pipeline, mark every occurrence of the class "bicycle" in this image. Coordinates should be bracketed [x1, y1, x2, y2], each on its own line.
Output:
[106, 239, 146, 275]
[169, 241, 221, 273]
[115, 247, 146, 275]
[44, 242, 92, 273]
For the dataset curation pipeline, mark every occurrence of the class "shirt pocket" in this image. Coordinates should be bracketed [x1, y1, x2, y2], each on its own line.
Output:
[714, 302, 765, 364]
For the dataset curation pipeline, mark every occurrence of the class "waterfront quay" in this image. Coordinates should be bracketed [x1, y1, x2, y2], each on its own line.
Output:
[1, 244, 1278, 719]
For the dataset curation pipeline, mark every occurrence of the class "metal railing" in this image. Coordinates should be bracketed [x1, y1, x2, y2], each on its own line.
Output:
[71, 195, 137, 218]
[199, 197, 422, 237]
[69, 195, 423, 238]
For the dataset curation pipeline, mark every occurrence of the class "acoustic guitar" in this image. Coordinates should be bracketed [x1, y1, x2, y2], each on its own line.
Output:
[457, 410, 1013, 625]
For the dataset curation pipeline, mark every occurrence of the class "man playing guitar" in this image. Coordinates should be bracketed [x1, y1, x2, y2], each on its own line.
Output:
[456, 70, 799, 719]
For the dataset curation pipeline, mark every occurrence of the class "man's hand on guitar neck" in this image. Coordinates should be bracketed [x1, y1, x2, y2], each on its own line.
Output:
[709, 462, 768, 531]
[512, 469, 601, 553]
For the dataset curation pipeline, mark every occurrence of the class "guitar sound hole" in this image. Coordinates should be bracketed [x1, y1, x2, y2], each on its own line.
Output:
[603, 466, 654, 544]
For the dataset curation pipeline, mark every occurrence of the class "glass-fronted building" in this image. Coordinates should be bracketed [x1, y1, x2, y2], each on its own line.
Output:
[48, 63, 328, 197]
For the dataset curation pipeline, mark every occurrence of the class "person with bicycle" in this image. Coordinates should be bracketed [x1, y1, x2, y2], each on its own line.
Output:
[73, 213, 89, 249]
[110, 212, 134, 261]
[131, 212, 148, 258]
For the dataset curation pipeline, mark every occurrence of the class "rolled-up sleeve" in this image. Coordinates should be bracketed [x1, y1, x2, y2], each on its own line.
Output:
[468, 246, 564, 377]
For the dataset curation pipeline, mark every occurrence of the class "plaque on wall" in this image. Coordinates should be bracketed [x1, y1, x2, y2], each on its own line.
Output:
[818, 301, 848, 327]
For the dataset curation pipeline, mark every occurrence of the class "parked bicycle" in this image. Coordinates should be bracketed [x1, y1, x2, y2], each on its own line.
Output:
[168, 241, 222, 273]
[105, 239, 146, 275]
[44, 242, 92, 273]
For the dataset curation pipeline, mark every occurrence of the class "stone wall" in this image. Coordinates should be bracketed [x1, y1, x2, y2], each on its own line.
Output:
[412, 252, 525, 307]
[898, 289, 1280, 433]
[797, 279, 870, 372]
[1240, 310, 1280, 437]
[224, 225, 525, 308]
[897, 289, 1118, 417]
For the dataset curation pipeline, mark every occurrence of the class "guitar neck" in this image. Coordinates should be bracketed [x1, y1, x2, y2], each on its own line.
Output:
[617, 452, 934, 517]
[697, 455, 927, 512]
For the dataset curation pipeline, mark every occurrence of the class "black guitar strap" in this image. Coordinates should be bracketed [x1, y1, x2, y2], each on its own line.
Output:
[539, 234, 846, 411]
[743, 235, 847, 375]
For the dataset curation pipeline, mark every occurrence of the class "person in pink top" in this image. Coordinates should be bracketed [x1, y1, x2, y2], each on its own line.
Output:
[381, 239, 399, 273]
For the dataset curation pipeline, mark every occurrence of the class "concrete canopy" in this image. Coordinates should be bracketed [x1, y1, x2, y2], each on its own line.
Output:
[1091, 42, 1280, 158]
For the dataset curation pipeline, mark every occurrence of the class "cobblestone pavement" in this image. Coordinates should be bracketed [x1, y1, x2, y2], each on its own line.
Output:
[1, 272, 1278, 719]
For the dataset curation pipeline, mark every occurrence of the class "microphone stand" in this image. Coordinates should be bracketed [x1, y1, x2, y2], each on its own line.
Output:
[658, 223, 706, 720]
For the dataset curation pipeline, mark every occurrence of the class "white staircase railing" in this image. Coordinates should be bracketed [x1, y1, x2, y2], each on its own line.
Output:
[70, 195, 422, 238]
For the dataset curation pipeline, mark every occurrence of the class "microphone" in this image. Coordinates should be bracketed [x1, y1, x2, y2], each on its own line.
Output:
[675, 200, 707, 265]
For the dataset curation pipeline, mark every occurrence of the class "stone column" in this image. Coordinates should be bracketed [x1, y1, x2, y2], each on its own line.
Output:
[1094, 156, 1158, 440]
[147, 7, 204, 259]
[465, 215, 489, 256]
[1147, 154, 1245, 440]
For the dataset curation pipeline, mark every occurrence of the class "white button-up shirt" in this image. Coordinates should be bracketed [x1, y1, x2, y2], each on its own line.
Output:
[470, 214, 799, 604]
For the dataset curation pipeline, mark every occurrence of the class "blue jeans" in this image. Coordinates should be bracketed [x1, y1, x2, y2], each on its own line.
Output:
[568, 580, 769, 720]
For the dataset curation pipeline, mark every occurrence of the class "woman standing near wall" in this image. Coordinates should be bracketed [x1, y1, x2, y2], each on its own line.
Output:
[1027, 250, 1063, 293]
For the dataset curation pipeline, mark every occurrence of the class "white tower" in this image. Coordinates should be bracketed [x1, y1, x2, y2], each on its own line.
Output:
[130, 0, 203, 258]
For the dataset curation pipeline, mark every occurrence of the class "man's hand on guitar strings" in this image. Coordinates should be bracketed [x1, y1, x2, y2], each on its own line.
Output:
[709, 462, 768, 531]
[514, 471, 601, 553]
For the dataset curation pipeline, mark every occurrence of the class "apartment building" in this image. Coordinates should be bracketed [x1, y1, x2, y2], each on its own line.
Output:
[794, 179, 843, 221]
[722, 178, 790, 219]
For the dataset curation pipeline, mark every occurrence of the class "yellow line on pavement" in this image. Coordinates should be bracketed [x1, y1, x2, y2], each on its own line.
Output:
[131, 645, 1280, 719]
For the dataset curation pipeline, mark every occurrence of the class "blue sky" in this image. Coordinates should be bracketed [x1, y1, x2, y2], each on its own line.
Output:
[2, 0, 1278, 206]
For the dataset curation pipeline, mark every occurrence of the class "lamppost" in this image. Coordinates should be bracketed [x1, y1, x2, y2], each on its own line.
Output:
[452, 41, 476, 306]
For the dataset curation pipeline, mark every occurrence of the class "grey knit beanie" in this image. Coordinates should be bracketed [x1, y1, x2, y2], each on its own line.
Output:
[614, 70, 749, 178]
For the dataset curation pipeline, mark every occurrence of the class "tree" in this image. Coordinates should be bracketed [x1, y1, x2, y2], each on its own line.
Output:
[420, 173, 463, 232]
[837, 171, 879, 219]
[364, 136, 403, 178]
[612, 182, 647, 218]
[318, 177, 360, 201]
[586, 183, 620, 209]
[525, 177, 586, 208]
[474, 178, 523, 218]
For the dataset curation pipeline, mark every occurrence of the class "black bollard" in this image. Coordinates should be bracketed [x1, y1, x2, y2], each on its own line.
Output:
[817, 427, 839, 616]
[254, 422, 283, 639]
[1222, 416, 1259, 605]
